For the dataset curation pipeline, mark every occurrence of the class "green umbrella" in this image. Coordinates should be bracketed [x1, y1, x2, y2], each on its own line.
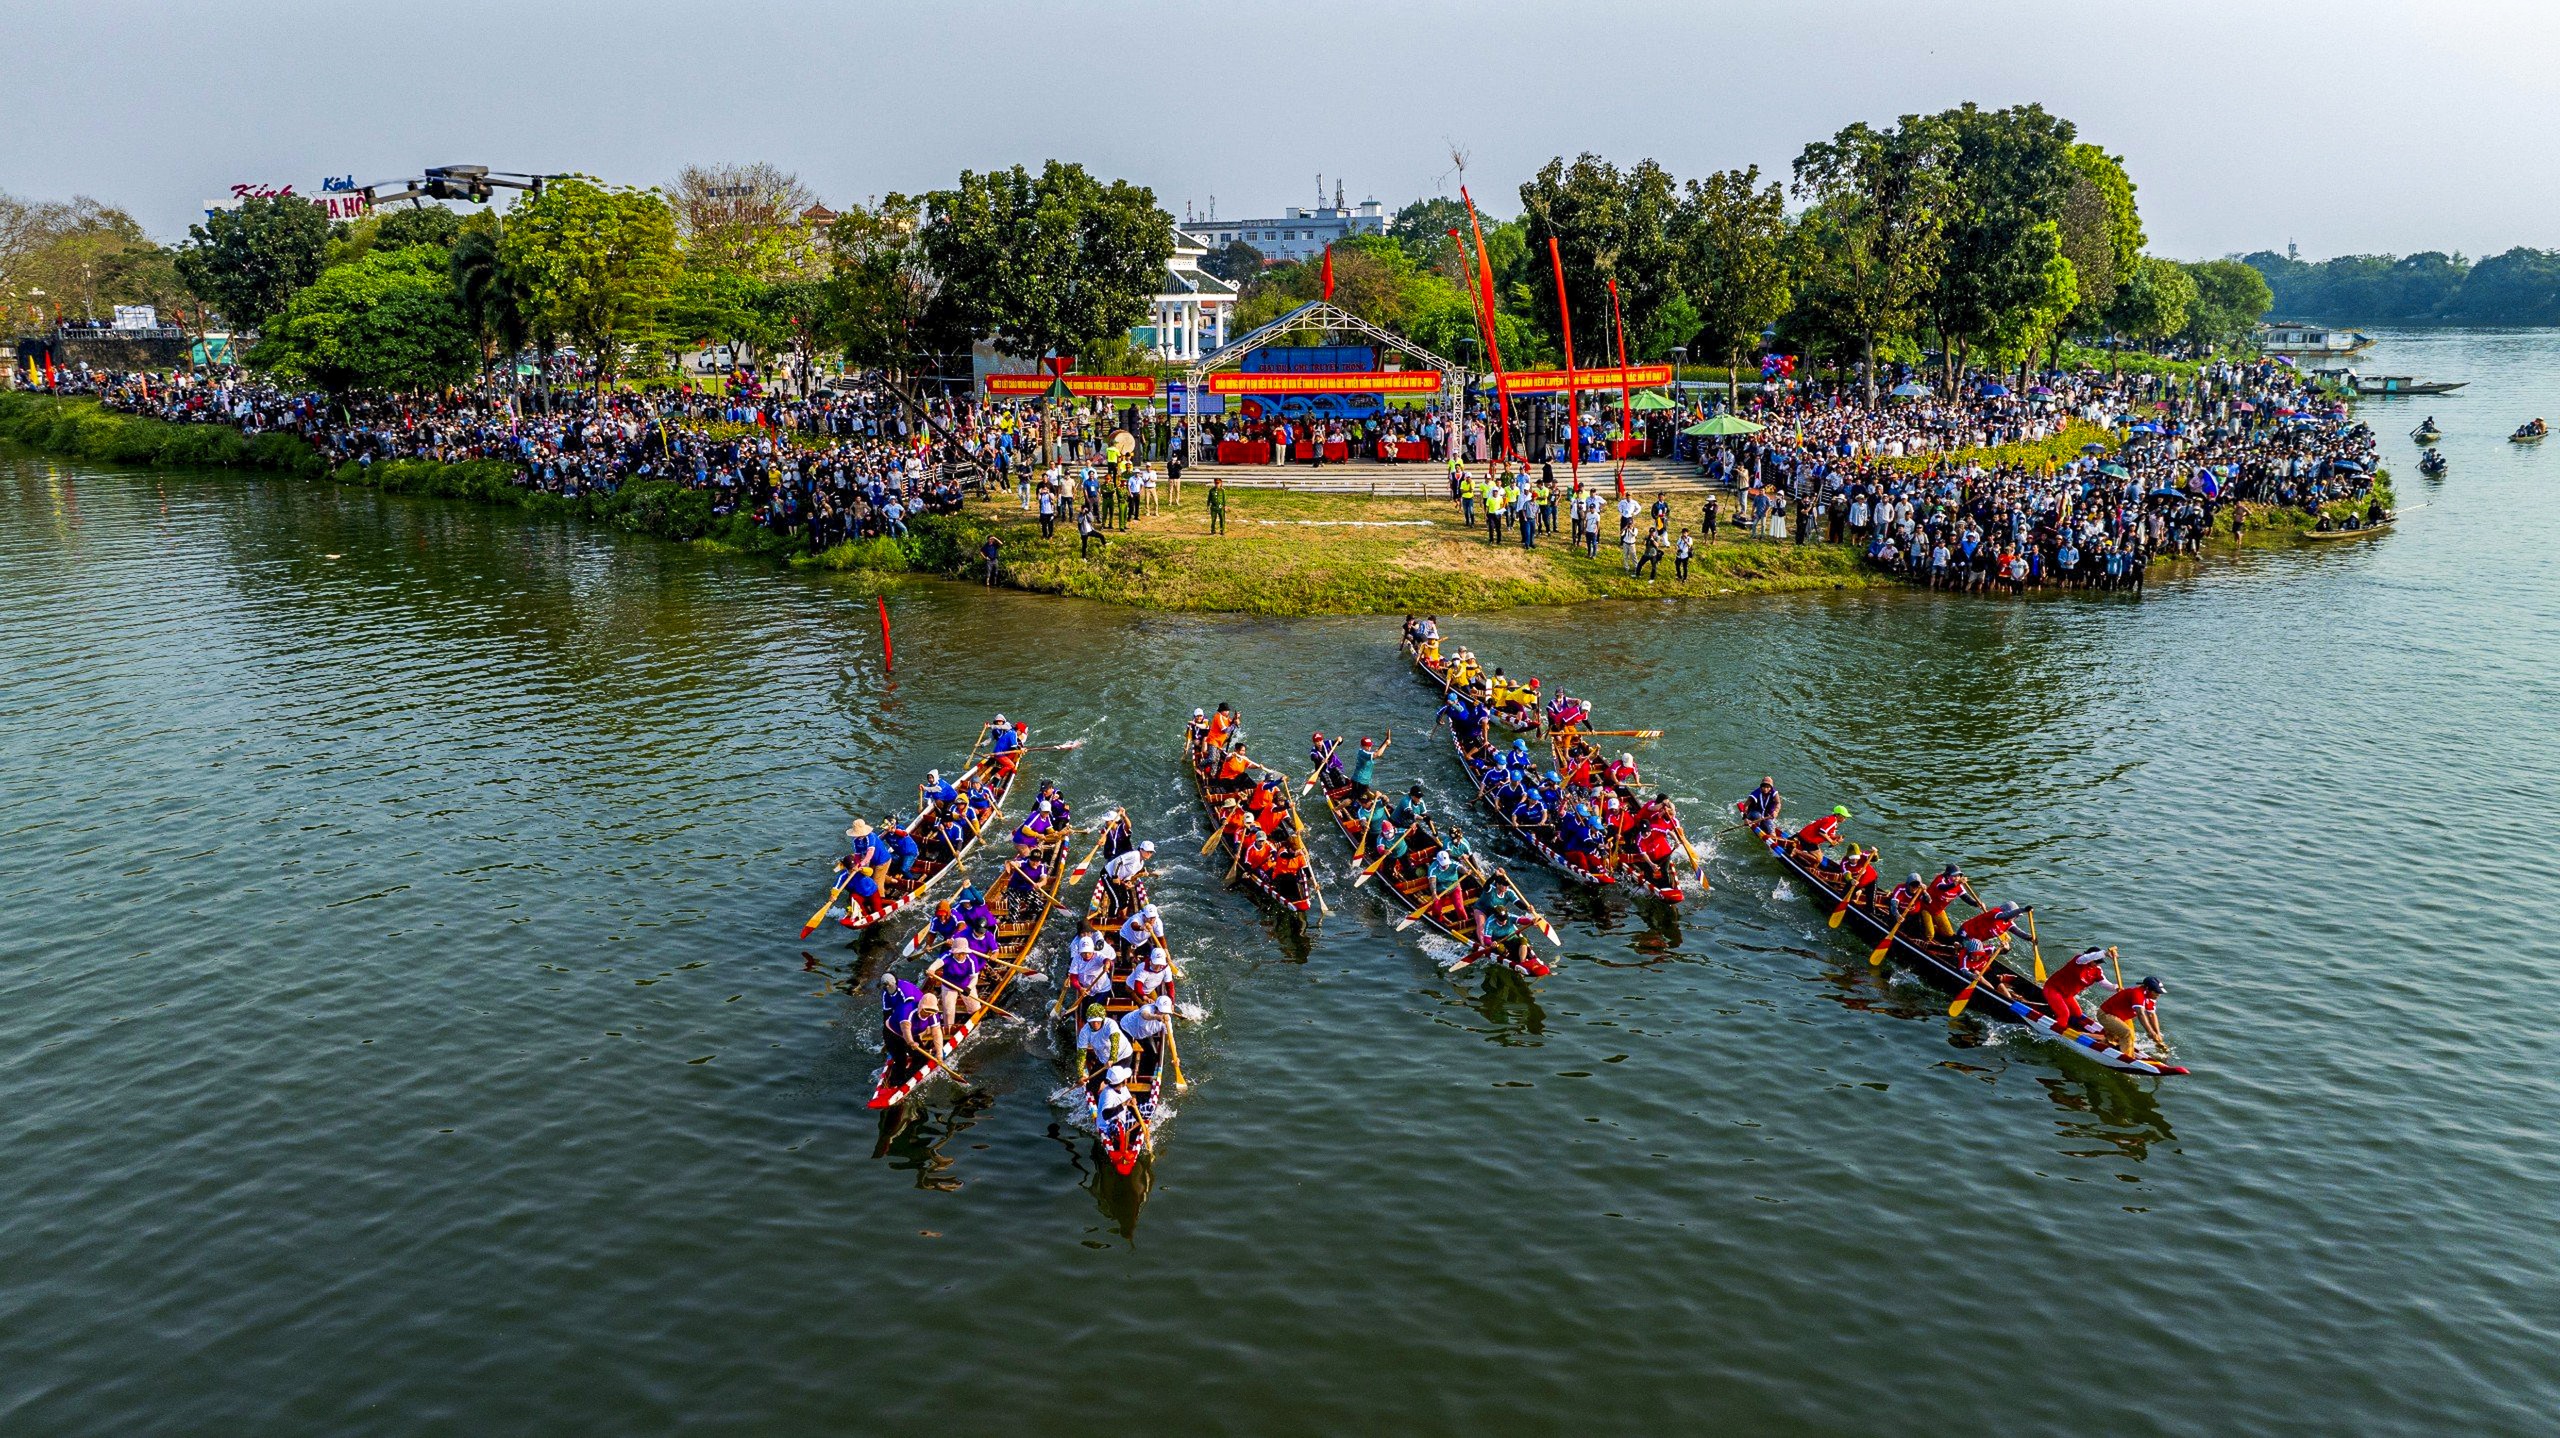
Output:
[1629, 390, 1678, 412]
[1690, 414, 1764, 435]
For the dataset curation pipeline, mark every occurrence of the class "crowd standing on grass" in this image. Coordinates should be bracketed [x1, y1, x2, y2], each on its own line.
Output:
[1432, 357, 2385, 595]
[27, 347, 2380, 597]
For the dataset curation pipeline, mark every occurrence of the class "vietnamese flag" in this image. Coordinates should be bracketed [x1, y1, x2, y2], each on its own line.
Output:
[1321, 243, 1334, 302]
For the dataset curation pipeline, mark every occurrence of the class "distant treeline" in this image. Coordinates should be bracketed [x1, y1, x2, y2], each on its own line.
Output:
[2242, 248, 2560, 327]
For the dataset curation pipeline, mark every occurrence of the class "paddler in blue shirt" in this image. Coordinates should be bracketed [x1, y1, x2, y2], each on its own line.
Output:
[922, 768, 958, 808]
[1389, 783, 1430, 828]
[1346, 735, 1382, 799]
[984, 715, 1024, 774]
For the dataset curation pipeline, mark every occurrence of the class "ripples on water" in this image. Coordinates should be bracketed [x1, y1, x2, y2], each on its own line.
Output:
[3, 331, 2557, 1437]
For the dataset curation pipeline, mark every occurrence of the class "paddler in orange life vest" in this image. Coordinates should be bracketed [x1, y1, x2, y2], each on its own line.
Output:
[1204, 703, 1238, 752]
[1919, 863, 1983, 941]
[2042, 945, 2116, 1033]
[1212, 736, 1254, 793]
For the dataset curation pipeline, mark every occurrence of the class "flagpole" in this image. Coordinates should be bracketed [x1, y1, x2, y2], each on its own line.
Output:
[1547, 236, 1579, 492]
[1608, 278, 1634, 499]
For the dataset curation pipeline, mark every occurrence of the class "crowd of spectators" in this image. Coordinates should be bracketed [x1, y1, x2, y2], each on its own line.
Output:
[31, 350, 2385, 598]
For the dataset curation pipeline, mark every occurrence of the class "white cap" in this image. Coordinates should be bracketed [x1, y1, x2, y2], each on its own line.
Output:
[1104, 1065, 1132, 1084]
[1149, 945, 1172, 966]
[1146, 995, 1174, 1017]
[1192, 707, 1206, 718]
[1139, 904, 1159, 921]
[1138, 840, 1156, 853]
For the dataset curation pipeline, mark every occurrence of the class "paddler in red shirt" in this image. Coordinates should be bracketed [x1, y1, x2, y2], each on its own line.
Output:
[1840, 844, 1881, 910]
[2042, 946, 2115, 1033]
[1957, 901, 2027, 950]
[2099, 975, 2168, 1058]
[1787, 805, 1849, 862]
[1919, 863, 1981, 941]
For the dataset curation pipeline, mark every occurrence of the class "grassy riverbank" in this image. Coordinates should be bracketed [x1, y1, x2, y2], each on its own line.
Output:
[0, 392, 1872, 612]
[847, 487, 1876, 614]
[0, 391, 2391, 614]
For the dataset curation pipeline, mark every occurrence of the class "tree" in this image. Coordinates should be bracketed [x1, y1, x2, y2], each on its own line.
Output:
[0, 193, 197, 324]
[1517, 155, 1683, 366]
[498, 177, 680, 384]
[2182, 258, 2273, 350]
[670, 162, 823, 281]
[2445, 247, 2560, 324]
[1389, 197, 1469, 247]
[175, 194, 332, 329]
[663, 264, 779, 365]
[2105, 255, 2197, 357]
[1790, 118, 1951, 403]
[1386, 197, 1468, 268]
[251, 244, 475, 394]
[921, 160, 1173, 363]
[1674, 166, 1792, 398]
[375, 205, 461, 252]
[1200, 239, 1265, 284]
[450, 220, 530, 368]
[1919, 102, 2080, 387]
[2057, 144, 2142, 345]
[817, 194, 965, 377]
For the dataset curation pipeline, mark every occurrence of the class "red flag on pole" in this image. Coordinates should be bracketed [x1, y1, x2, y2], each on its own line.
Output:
[1547, 235, 1580, 490]
[878, 595, 893, 672]
[1460, 188, 1517, 467]
[1321, 244, 1335, 302]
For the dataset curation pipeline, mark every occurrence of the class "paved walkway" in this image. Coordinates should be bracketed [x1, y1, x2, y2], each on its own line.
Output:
[1193, 457, 1713, 496]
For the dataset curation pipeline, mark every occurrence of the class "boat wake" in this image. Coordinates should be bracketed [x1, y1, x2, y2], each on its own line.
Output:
[1415, 934, 1474, 968]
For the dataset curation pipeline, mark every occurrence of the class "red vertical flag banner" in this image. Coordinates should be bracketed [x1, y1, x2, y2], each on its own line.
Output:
[1547, 236, 1580, 489]
[1608, 278, 1634, 497]
[1321, 244, 1335, 301]
[877, 595, 893, 672]
[1460, 187, 1517, 467]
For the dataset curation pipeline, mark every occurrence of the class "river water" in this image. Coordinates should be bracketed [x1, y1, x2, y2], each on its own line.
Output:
[3, 330, 2555, 1436]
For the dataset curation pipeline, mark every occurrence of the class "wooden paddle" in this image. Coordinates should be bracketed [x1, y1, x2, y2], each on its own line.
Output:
[1064, 816, 1117, 884]
[798, 878, 850, 938]
[2025, 909, 2048, 984]
[1867, 903, 1914, 966]
[1296, 736, 1343, 796]
[1199, 799, 1242, 854]
[903, 1033, 973, 1090]
[1580, 728, 1664, 739]
[1351, 833, 1407, 888]
[1161, 999, 1188, 1091]
[1669, 813, 1709, 892]
[1947, 955, 1998, 1018]
[1486, 863, 1561, 947]
[1396, 879, 1464, 931]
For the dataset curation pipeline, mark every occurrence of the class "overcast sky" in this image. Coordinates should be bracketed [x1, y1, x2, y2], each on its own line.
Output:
[7, 0, 2552, 261]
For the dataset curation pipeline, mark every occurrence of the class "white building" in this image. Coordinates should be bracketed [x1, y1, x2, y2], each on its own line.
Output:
[1181, 198, 1386, 263]
[1135, 233, 1238, 363]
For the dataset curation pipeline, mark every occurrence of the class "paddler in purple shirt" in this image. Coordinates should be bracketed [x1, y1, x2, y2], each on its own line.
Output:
[878, 970, 934, 1075]
[923, 935, 984, 1042]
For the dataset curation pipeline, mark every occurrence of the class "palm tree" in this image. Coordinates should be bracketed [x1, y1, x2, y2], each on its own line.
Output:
[450, 229, 544, 407]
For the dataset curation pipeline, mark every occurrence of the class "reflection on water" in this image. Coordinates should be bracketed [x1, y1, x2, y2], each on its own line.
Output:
[9, 383, 2560, 1438]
